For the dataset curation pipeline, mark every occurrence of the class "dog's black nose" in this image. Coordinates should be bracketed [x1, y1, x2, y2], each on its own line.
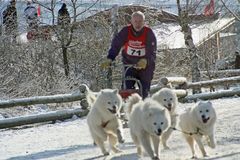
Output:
[168, 103, 172, 107]
[158, 128, 162, 134]
[112, 105, 117, 110]
[202, 115, 205, 119]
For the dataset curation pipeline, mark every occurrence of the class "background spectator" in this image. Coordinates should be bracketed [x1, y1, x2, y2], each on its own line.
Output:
[2, 0, 18, 40]
[57, 3, 71, 27]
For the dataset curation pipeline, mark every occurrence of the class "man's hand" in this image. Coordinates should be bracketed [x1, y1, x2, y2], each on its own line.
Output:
[100, 58, 112, 69]
[135, 58, 147, 69]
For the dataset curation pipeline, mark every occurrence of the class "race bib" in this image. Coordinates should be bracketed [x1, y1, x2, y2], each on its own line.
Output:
[126, 46, 146, 57]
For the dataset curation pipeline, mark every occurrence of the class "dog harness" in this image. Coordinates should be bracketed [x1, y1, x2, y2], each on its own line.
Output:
[171, 127, 204, 136]
[101, 120, 109, 128]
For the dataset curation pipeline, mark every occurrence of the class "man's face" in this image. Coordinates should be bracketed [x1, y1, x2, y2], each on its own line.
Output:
[131, 15, 144, 32]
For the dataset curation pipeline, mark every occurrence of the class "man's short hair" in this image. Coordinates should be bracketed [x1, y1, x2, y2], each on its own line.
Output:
[131, 11, 145, 21]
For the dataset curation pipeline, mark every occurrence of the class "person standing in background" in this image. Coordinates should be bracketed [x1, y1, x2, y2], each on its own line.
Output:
[2, 0, 18, 41]
[57, 3, 71, 27]
[24, 0, 39, 30]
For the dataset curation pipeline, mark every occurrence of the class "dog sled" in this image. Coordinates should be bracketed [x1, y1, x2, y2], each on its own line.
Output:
[118, 64, 143, 100]
[100, 63, 143, 100]
[100, 63, 144, 128]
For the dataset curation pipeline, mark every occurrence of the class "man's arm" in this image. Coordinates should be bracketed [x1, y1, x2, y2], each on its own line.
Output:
[146, 28, 157, 67]
[107, 26, 128, 61]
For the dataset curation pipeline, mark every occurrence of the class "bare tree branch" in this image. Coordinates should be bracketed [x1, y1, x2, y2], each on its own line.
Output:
[75, 0, 100, 18]
[220, 0, 240, 21]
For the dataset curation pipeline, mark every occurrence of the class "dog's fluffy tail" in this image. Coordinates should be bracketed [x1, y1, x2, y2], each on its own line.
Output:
[126, 93, 142, 114]
[85, 86, 97, 107]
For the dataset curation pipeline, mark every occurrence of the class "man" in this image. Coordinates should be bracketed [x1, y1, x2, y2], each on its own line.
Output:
[57, 3, 71, 27]
[2, 0, 18, 40]
[24, 1, 38, 30]
[102, 11, 157, 99]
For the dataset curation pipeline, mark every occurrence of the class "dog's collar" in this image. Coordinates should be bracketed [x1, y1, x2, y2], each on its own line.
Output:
[101, 120, 110, 128]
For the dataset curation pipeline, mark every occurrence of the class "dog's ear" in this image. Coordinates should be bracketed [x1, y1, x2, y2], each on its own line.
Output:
[143, 102, 151, 116]
[144, 104, 155, 118]
[207, 101, 212, 105]
[198, 100, 202, 105]
[113, 89, 118, 94]
[100, 90, 105, 94]
[196, 98, 201, 102]
[148, 111, 152, 117]
[144, 110, 152, 118]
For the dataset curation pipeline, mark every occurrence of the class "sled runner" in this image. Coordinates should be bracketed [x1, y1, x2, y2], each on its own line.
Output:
[117, 64, 144, 128]
[118, 64, 143, 100]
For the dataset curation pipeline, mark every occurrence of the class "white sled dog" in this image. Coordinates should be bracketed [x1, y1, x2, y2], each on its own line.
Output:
[127, 93, 171, 160]
[178, 101, 217, 158]
[152, 88, 178, 149]
[86, 88, 123, 155]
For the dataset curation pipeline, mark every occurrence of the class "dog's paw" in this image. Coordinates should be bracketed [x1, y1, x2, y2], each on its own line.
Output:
[118, 138, 125, 144]
[163, 145, 170, 150]
[207, 141, 216, 148]
[208, 143, 216, 148]
[117, 129, 125, 143]
[204, 154, 209, 157]
[191, 155, 198, 159]
[152, 156, 159, 160]
[112, 147, 122, 153]
[137, 147, 142, 156]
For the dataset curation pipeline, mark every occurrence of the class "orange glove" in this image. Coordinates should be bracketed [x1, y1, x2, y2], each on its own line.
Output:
[135, 58, 147, 69]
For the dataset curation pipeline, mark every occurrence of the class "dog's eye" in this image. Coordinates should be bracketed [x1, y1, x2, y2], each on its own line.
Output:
[206, 109, 209, 112]
[161, 122, 164, 125]
[163, 99, 167, 101]
[170, 98, 172, 100]
[200, 110, 202, 113]
[107, 101, 111, 104]
[153, 122, 157, 125]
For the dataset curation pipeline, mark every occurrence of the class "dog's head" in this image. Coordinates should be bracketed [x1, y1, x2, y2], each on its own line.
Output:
[152, 88, 177, 113]
[193, 101, 216, 124]
[98, 89, 122, 115]
[143, 100, 171, 136]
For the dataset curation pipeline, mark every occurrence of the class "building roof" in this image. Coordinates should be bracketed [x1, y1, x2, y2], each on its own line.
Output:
[154, 17, 235, 49]
[16, 5, 236, 48]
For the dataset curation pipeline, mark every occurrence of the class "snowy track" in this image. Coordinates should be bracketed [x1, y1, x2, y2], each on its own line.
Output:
[1, 98, 240, 160]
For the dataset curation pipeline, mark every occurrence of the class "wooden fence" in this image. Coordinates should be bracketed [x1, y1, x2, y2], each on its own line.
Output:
[155, 75, 240, 102]
[0, 76, 240, 129]
[0, 84, 89, 129]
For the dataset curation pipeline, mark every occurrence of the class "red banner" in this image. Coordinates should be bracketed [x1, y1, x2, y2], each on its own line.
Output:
[204, 0, 214, 16]
[37, 5, 41, 17]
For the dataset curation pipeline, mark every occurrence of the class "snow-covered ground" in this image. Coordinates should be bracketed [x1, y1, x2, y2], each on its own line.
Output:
[1, 97, 240, 160]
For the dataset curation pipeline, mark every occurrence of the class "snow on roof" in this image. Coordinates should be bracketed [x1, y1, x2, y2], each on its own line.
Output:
[154, 17, 235, 49]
